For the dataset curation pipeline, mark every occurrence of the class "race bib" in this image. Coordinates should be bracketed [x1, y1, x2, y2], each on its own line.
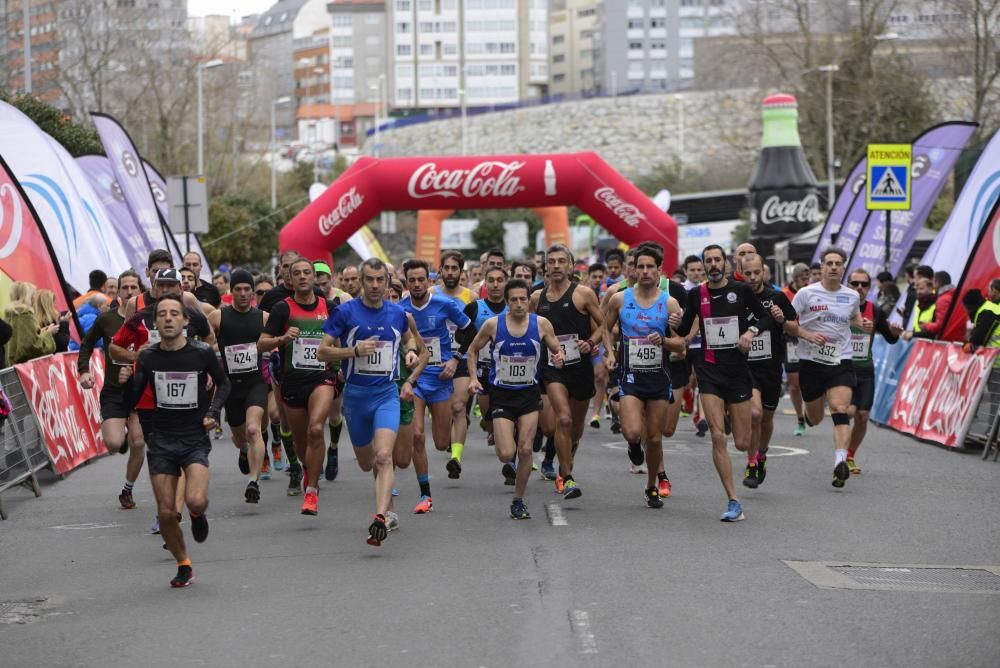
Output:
[810, 341, 841, 366]
[748, 330, 772, 361]
[477, 343, 492, 364]
[292, 337, 324, 370]
[497, 355, 536, 385]
[423, 336, 442, 366]
[224, 343, 258, 374]
[786, 340, 800, 364]
[448, 322, 460, 352]
[851, 333, 871, 360]
[704, 316, 739, 350]
[356, 340, 393, 376]
[627, 336, 662, 371]
[554, 334, 581, 365]
[154, 371, 198, 409]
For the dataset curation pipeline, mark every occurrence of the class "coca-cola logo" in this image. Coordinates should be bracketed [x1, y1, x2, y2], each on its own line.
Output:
[594, 187, 646, 228]
[407, 161, 526, 199]
[919, 349, 991, 444]
[759, 193, 821, 226]
[319, 187, 364, 236]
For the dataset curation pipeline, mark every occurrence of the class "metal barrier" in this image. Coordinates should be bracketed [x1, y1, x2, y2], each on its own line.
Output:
[967, 366, 1000, 459]
[0, 367, 48, 519]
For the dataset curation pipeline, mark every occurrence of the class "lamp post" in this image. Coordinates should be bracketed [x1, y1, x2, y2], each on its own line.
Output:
[817, 64, 839, 209]
[196, 59, 224, 176]
[271, 96, 292, 209]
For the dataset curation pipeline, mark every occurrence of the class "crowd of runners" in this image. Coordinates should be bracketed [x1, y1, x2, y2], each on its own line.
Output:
[77, 242, 900, 588]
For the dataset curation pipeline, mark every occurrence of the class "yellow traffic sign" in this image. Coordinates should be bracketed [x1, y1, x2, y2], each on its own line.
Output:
[866, 144, 912, 210]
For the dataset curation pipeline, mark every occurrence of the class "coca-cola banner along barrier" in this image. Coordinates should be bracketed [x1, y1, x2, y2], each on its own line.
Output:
[280, 153, 679, 274]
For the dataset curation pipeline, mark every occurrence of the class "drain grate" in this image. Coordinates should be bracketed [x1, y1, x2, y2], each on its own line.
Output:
[784, 561, 1000, 594]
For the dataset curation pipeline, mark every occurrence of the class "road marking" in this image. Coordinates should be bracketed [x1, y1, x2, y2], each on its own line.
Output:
[49, 522, 119, 530]
[569, 609, 598, 654]
[600, 441, 807, 456]
[545, 504, 568, 526]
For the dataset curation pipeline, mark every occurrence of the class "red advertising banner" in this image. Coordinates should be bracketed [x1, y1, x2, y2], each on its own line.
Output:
[888, 340, 998, 447]
[939, 198, 1000, 343]
[14, 351, 106, 474]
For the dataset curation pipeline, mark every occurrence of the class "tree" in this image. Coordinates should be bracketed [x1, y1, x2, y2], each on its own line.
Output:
[938, 0, 1000, 138]
[202, 194, 283, 269]
[0, 92, 102, 156]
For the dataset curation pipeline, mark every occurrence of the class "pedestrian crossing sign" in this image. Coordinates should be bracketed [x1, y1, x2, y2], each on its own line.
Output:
[866, 143, 912, 210]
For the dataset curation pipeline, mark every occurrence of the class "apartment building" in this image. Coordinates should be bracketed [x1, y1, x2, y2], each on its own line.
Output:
[548, 0, 599, 96]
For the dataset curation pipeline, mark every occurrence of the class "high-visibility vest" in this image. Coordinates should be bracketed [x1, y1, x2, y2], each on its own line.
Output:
[974, 300, 1000, 366]
[913, 303, 935, 333]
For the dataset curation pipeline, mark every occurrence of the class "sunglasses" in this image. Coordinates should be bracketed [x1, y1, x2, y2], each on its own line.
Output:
[849, 281, 871, 288]
[255, 289, 267, 296]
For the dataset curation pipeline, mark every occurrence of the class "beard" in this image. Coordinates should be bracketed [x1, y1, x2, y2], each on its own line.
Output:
[443, 276, 459, 289]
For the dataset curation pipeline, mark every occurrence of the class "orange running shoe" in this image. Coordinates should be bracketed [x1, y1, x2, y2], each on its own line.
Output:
[658, 477, 672, 498]
[260, 456, 271, 480]
[413, 495, 433, 514]
[300, 490, 318, 515]
[555, 474, 565, 494]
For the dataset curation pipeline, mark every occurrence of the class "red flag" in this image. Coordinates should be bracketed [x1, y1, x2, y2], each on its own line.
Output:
[940, 198, 1000, 342]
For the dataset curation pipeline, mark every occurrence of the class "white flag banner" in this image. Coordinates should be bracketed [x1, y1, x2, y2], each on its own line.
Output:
[76, 154, 149, 272]
[0, 101, 131, 291]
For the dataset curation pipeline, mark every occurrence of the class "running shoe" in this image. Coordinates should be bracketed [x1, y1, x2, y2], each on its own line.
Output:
[191, 513, 209, 542]
[324, 448, 339, 482]
[386, 511, 400, 532]
[627, 440, 645, 466]
[540, 459, 556, 481]
[367, 514, 388, 546]
[413, 495, 433, 514]
[590, 414, 600, 429]
[391, 487, 399, 497]
[150, 516, 160, 535]
[271, 446, 285, 471]
[301, 490, 318, 515]
[742, 464, 759, 489]
[610, 417, 621, 434]
[720, 499, 745, 522]
[260, 456, 271, 481]
[629, 463, 646, 475]
[645, 486, 664, 509]
[658, 477, 672, 498]
[794, 421, 806, 437]
[170, 565, 194, 588]
[245, 480, 260, 504]
[238, 448, 249, 475]
[555, 474, 565, 494]
[119, 488, 136, 510]
[510, 498, 531, 519]
[695, 419, 709, 437]
[287, 464, 302, 496]
[757, 456, 767, 485]
[832, 461, 850, 488]
[446, 457, 462, 479]
[846, 458, 861, 475]
[214, 425, 224, 440]
[562, 478, 582, 500]
[473, 403, 482, 419]
[502, 462, 516, 486]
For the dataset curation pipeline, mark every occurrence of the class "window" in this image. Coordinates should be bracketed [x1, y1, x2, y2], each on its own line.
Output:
[420, 43, 433, 54]
[396, 0, 411, 9]
[331, 14, 352, 26]
[553, 54, 565, 63]
[627, 19, 644, 29]
[396, 22, 411, 33]
[397, 44, 412, 55]
[553, 73, 565, 82]
[552, 34, 565, 45]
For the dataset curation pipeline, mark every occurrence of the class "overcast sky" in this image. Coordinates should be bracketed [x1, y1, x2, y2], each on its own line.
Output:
[187, 0, 276, 19]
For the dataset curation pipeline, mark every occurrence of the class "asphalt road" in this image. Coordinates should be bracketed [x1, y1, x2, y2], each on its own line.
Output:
[1, 403, 998, 668]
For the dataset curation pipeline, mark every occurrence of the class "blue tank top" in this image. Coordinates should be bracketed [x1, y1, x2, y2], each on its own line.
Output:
[323, 299, 408, 387]
[474, 299, 507, 367]
[489, 313, 542, 390]
[401, 293, 471, 374]
[619, 288, 670, 377]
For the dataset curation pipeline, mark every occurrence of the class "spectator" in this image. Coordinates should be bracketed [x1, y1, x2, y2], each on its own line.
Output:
[900, 264, 934, 323]
[102, 276, 118, 304]
[875, 271, 901, 318]
[921, 271, 960, 341]
[33, 288, 72, 353]
[0, 316, 11, 368]
[75, 293, 108, 342]
[962, 289, 1000, 352]
[73, 269, 108, 308]
[903, 277, 937, 340]
[181, 251, 221, 306]
[4, 282, 57, 365]
[989, 278, 1000, 304]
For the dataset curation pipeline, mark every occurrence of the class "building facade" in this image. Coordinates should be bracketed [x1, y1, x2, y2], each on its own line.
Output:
[548, 0, 599, 96]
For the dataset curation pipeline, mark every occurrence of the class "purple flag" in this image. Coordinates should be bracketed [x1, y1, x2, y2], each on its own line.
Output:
[76, 154, 148, 272]
[811, 156, 866, 264]
[844, 122, 977, 280]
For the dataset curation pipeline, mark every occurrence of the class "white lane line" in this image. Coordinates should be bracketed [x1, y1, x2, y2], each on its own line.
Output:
[569, 610, 598, 654]
[545, 503, 569, 526]
[49, 522, 119, 530]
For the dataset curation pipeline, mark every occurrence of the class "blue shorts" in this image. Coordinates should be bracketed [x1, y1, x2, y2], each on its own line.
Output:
[591, 344, 605, 366]
[342, 383, 400, 447]
[413, 372, 453, 405]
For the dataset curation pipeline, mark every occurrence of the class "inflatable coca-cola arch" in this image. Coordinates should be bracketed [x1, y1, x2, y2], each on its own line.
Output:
[280, 153, 679, 273]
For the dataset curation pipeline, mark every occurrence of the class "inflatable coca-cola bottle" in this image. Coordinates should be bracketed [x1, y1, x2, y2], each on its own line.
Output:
[747, 94, 822, 239]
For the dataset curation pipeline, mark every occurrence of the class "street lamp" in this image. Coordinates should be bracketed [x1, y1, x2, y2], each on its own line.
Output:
[196, 59, 224, 176]
[271, 96, 292, 209]
[817, 64, 839, 209]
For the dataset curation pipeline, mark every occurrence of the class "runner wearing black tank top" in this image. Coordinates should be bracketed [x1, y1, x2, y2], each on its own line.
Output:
[530, 244, 612, 501]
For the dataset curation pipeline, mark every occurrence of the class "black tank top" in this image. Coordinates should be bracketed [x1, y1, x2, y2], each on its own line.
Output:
[537, 282, 591, 339]
[217, 306, 265, 384]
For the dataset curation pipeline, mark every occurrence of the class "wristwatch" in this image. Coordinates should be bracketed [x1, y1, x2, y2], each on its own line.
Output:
[748, 326, 760, 336]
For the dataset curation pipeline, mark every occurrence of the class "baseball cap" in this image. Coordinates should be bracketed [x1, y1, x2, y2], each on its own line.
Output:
[313, 261, 332, 276]
[154, 268, 181, 283]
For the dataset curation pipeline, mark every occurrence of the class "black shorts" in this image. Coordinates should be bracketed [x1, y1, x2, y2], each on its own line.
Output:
[799, 360, 856, 403]
[619, 371, 673, 402]
[475, 363, 493, 394]
[851, 368, 875, 411]
[490, 386, 542, 421]
[452, 356, 470, 379]
[147, 432, 211, 476]
[694, 360, 753, 404]
[280, 374, 339, 409]
[100, 384, 130, 421]
[136, 408, 155, 440]
[668, 357, 691, 391]
[541, 359, 595, 402]
[749, 363, 783, 412]
[225, 381, 269, 427]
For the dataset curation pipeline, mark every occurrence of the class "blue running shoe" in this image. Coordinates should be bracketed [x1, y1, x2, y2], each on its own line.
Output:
[540, 459, 556, 481]
[510, 498, 531, 519]
[324, 448, 339, 482]
[391, 487, 399, 497]
[720, 499, 745, 522]
[562, 479, 582, 500]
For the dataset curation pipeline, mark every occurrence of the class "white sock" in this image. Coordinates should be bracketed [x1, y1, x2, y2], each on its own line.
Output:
[834, 449, 847, 465]
[248, 477, 257, 486]
[306, 486, 318, 495]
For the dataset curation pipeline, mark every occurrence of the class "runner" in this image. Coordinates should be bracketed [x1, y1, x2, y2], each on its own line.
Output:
[129, 296, 230, 587]
[603, 245, 684, 508]
[318, 258, 428, 546]
[531, 244, 610, 500]
[783, 248, 866, 489]
[467, 278, 564, 519]
[386, 278, 415, 532]
[739, 254, 796, 489]
[208, 269, 271, 504]
[845, 268, 902, 474]
[339, 265, 361, 299]
[254, 275, 285, 471]
[781, 263, 811, 436]
[315, 261, 352, 485]
[400, 258, 473, 512]
[671, 244, 773, 521]
[257, 258, 340, 515]
[77, 270, 145, 508]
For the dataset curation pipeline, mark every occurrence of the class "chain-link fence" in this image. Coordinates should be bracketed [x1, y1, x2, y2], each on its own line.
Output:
[0, 368, 47, 519]
[966, 366, 1000, 460]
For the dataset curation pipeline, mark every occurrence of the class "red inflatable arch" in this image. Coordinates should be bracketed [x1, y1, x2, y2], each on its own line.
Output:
[280, 153, 678, 273]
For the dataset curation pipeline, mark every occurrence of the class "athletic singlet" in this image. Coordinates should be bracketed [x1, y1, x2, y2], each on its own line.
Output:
[489, 314, 542, 389]
[278, 296, 332, 381]
[474, 299, 507, 366]
[217, 306, 265, 384]
[435, 286, 475, 353]
[747, 286, 795, 367]
[323, 298, 408, 387]
[400, 292, 470, 373]
[619, 288, 670, 378]
[536, 283, 591, 366]
[850, 300, 876, 368]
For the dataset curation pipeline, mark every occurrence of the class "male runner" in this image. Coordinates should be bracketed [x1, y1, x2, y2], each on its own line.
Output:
[130, 296, 230, 587]
[671, 245, 773, 521]
[400, 259, 473, 512]
[314, 260, 351, 484]
[531, 244, 610, 500]
[783, 248, 867, 489]
[258, 259, 340, 514]
[209, 269, 270, 503]
[468, 278, 564, 519]
[339, 265, 361, 299]
[319, 258, 428, 545]
[782, 263, 811, 435]
[604, 245, 684, 508]
[475, 249, 506, 298]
